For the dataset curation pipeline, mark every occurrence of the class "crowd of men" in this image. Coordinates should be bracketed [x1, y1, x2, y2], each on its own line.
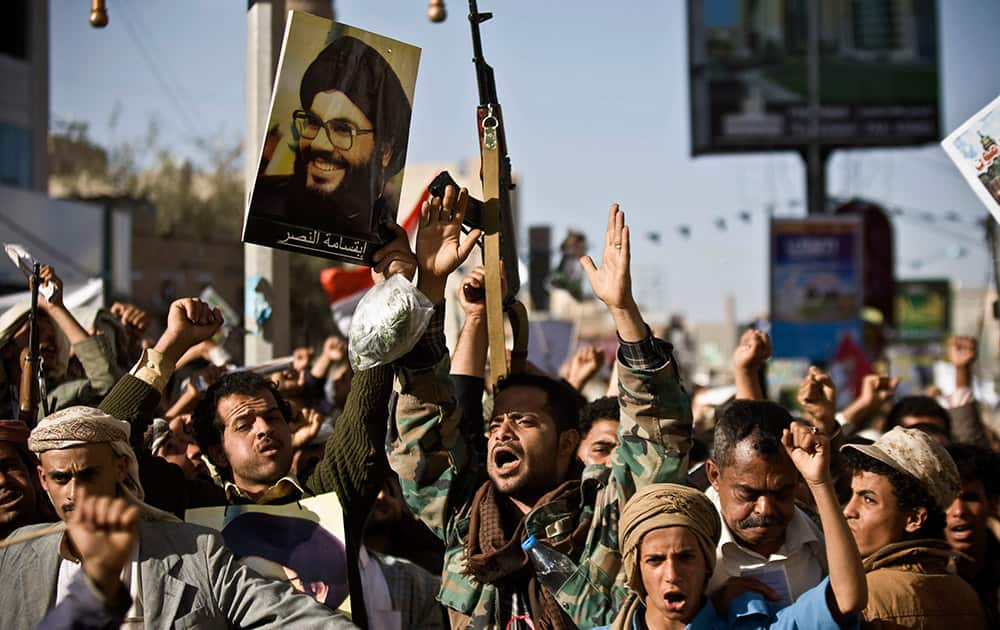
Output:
[0, 192, 997, 630]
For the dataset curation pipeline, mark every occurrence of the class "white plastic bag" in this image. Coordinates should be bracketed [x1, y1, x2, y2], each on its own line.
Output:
[349, 274, 434, 370]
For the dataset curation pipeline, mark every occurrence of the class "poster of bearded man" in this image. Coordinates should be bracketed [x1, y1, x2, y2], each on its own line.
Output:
[243, 11, 420, 265]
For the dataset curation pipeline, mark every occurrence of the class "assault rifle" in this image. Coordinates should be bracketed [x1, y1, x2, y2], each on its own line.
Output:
[429, 0, 527, 385]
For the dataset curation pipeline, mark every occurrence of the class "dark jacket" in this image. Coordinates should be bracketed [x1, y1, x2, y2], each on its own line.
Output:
[964, 531, 1000, 628]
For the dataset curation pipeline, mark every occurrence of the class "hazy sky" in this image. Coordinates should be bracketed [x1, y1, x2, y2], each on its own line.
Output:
[50, 0, 1000, 324]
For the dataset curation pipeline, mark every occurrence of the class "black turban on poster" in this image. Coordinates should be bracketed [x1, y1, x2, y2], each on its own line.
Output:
[223, 512, 348, 586]
[300, 36, 412, 177]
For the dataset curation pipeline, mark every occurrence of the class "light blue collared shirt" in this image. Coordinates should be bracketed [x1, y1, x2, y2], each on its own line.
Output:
[593, 577, 856, 630]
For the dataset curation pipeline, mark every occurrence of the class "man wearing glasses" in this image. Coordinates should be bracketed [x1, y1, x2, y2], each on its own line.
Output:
[251, 35, 412, 238]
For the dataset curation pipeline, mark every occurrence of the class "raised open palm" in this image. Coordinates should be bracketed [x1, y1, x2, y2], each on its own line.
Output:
[580, 204, 632, 310]
[415, 185, 481, 301]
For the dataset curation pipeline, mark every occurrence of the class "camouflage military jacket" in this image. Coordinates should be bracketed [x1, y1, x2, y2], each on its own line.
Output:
[388, 350, 692, 629]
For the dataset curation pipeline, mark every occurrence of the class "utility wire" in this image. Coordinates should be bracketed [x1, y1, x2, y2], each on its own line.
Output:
[114, 4, 204, 140]
[118, 2, 206, 126]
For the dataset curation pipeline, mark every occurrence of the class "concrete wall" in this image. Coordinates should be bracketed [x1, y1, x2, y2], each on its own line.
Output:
[0, 0, 48, 191]
[128, 201, 244, 341]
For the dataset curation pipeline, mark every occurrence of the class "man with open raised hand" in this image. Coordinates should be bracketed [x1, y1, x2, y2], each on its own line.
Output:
[388, 190, 693, 629]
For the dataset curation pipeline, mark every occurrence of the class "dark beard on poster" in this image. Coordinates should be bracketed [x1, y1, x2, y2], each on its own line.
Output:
[290, 148, 380, 236]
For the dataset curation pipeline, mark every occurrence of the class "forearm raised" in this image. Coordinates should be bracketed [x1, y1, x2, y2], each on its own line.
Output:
[309, 365, 393, 505]
[72, 335, 117, 395]
[47, 305, 90, 346]
[310, 353, 333, 380]
[734, 369, 764, 401]
[809, 479, 866, 617]
[451, 315, 487, 378]
[163, 386, 199, 419]
[610, 301, 646, 344]
[614, 349, 692, 492]
[390, 354, 474, 537]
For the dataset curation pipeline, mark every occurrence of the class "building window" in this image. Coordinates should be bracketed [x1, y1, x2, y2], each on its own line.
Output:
[0, 123, 33, 188]
[0, 0, 29, 60]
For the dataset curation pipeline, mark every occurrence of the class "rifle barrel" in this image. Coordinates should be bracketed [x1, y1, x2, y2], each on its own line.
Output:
[27, 263, 39, 362]
[465, 0, 520, 303]
[468, 0, 485, 60]
[19, 263, 41, 424]
[468, 0, 497, 104]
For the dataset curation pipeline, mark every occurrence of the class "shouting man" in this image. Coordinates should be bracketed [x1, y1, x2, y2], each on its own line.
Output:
[0, 406, 355, 629]
[388, 195, 693, 628]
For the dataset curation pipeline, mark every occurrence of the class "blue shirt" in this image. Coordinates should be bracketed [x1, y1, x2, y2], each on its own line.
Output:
[593, 577, 857, 630]
[36, 572, 131, 630]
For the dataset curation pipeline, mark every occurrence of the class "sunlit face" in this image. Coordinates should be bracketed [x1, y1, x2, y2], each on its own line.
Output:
[299, 90, 377, 197]
[0, 443, 39, 536]
[945, 479, 991, 556]
[707, 441, 798, 557]
[577, 419, 619, 467]
[639, 527, 708, 627]
[843, 471, 918, 558]
[38, 444, 126, 521]
[215, 390, 292, 496]
[487, 386, 578, 509]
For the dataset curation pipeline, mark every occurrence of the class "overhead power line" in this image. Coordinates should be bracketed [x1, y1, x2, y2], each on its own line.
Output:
[115, 3, 204, 139]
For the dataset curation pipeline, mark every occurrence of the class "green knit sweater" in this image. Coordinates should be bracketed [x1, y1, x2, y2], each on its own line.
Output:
[99, 364, 394, 628]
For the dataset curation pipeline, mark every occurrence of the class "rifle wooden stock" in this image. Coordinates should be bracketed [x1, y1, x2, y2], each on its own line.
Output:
[18, 357, 39, 425]
[475, 106, 519, 304]
[479, 105, 528, 386]
[480, 108, 508, 385]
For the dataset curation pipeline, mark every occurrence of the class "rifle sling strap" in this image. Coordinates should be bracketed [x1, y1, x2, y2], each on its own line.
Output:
[481, 134, 508, 387]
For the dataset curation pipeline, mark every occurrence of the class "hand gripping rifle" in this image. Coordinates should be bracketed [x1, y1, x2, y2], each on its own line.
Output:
[429, 0, 528, 386]
[18, 263, 44, 426]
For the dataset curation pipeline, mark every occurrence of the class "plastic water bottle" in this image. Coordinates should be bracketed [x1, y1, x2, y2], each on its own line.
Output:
[521, 534, 577, 594]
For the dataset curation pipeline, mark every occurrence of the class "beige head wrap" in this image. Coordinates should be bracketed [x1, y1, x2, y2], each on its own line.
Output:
[30, 405, 178, 522]
[619, 483, 722, 596]
[610, 483, 721, 630]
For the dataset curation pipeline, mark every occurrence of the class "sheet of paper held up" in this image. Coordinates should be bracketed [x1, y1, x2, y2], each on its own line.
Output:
[740, 564, 794, 608]
[3, 243, 54, 301]
[940, 94, 1000, 224]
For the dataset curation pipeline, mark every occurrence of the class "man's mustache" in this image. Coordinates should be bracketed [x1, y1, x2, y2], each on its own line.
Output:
[738, 514, 783, 529]
[255, 436, 283, 453]
[61, 501, 75, 515]
[302, 147, 350, 171]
